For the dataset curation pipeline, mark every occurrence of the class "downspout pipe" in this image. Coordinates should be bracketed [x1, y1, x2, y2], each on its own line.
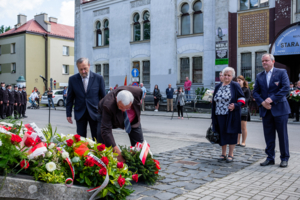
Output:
[43, 34, 48, 91]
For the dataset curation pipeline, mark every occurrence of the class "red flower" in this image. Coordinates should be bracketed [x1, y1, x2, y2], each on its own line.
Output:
[154, 171, 159, 174]
[66, 139, 74, 147]
[26, 131, 33, 135]
[24, 137, 36, 147]
[101, 157, 109, 166]
[132, 174, 139, 182]
[74, 134, 81, 142]
[117, 175, 125, 187]
[290, 94, 293, 96]
[20, 160, 29, 169]
[10, 134, 22, 145]
[97, 144, 106, 151]
[35, 137, 41, 144]
[117, 162, 124, 169]
[99, 168, 107, 176]
[84, 157, 95, 167]
[153, 159, 161, 170]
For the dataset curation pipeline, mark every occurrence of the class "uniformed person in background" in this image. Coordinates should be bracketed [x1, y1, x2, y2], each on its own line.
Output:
[14, 85, 21, 119]
[18, 87, 23, 119]
[0, 82, 9, 119]
[7, 84, 14, 118]
[0, 82, 4, 119]
[22, 86, 28, 118]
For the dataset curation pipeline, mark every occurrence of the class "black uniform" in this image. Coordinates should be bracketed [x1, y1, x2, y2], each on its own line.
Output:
[22, 90, 27, 117]
[7, 90, 15, 117]
[0, 88, 9, 118]
[19, 90, 23, 118]
[0, 88, 2, 119]
[288, 87, 294, 118]
[14, 90, 21, 118]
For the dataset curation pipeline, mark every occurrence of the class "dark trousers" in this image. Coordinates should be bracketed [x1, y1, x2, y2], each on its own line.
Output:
[7, 104, 13, 117]
[14, 105, 20, 118]
[0, 103, 2, 118]
[76, 109, 98, 141]
[1, 103, 8, 118]
[22, 103, 26, 116]
[288, 99, 294, 118]
[177, 104, 183, 117]
[63, 96, 67, 107]
[293, 101, 299, 121]
[262, 110, 289, 161]
[19, 104, 24, 117]
[97, 114, 144, 147]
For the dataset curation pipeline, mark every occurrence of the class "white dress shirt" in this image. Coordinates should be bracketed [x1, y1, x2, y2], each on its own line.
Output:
[81, 71, 90, 90]
[265, 67, 274, 88]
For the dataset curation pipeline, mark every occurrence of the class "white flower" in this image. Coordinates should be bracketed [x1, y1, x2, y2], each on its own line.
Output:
[80, 137, 86, 142]
[45, 162, 56, 172]
[86, 138, 95, 147]
[48, 143, 55, 149]
[65, 134, 73, 140]
[19, 133, 24, 137]
[0, 140, 2, 146]
[60, 133, 65, 138]
[62, 152, 69, 159]
[46, 151, 52, 158]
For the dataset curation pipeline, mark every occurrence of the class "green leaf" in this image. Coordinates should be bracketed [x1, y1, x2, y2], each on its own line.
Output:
[85, 176, 91, 186]
[0, 159, 8, 167]
[107, 186, 116, 194]
[102, 188, 108, 197]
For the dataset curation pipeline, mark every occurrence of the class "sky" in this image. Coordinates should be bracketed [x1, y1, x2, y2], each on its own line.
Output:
[0, 0, 75, 28]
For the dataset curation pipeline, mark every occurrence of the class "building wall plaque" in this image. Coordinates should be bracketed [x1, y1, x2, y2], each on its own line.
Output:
[130, 0, 151, 8]
[93, 8, 109, 17]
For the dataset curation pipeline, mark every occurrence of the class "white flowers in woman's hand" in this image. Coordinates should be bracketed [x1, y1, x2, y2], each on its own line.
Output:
[62, 152, 69, 159]
[45, 162, 56, 172]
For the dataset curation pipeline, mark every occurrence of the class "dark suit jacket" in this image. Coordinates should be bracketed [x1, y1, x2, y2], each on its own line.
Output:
[253, 67, 290, 117]
[98, 86, 143, 147]
[22, 91, 27, 104]
[66, 71, 106, 121]
[14, 91, 21, 104]
[19, 91, 24, 105]
[8, 90, 15, 105]
[1, 89, 9, 103]
[211, 81, 245, 134]
[166, 88, 174, 99]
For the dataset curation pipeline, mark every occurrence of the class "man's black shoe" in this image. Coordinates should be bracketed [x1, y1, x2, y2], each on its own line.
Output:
[280, 161, 288, 168]
[293, 120, 299, 122]
[260, 159, 275, 166]
[22, 115, 28, 118]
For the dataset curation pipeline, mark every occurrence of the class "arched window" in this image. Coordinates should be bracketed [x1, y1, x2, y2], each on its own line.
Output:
[133, 13, 141, 41]
[181, 3, 190, 35]
[104, 20, 109, 45]
[143, 11, 150, 40]
[193, 1, 203, 34]
[96, 21, 102, 46]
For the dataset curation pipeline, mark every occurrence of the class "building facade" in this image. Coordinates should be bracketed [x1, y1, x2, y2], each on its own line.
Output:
[0, 13, 75, 93]
[75, 0, 300, 92]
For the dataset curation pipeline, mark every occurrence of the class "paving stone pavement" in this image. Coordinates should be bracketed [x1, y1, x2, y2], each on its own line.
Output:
[175, 152, 300, 200]
[126, 143, 266, 200]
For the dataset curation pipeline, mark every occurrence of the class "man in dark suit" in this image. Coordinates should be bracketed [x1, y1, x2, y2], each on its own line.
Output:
[166, 84, 174, 112]
[0, 82, 9, 119]
[98, 86, 144, 163]
[66, 57, 106, 141]
[22, 86, 28, 118]
[13, 85, 21, 119]
[7, 85, 14, 117]
[253, 53, 290, 168]
[18, 87, 24, 119]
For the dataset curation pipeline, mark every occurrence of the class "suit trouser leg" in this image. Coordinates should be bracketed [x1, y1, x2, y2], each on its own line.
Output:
[3, 104, 7, 118]
[14, 105, 19, 118]
[76, 111, 88, 138]
[274, 114, 290, 161]
[87, 112, 100, 142]
[6, 105, 11, 117]
[167, 99, 169, 111]
[295, 102, 300, 121]
[19, 105, 23, 118]
[96, 113, 105, 144]
[129, 123, 144, 146]
[262, 110, 276, 161]
[22, 103, 26, 115]
[170, 99, 173, 111]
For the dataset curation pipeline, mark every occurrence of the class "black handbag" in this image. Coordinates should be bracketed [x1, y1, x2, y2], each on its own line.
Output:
[241, 107, 249, 117]
[206, 123, 220, 144]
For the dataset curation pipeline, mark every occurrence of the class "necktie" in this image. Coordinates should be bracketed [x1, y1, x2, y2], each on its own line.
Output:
[83, 78, 87, 93]
[123, 111, 131, 134]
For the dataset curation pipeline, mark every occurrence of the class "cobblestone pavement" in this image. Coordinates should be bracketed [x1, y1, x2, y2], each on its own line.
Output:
[175, 152, 300, 200]
[126, 143, 265, 200]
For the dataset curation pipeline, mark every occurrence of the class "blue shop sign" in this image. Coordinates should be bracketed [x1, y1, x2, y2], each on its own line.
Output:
[273, 24, 300, 56]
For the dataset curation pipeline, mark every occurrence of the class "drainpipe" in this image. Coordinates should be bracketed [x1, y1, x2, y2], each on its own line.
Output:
[43, 34, 48, 91]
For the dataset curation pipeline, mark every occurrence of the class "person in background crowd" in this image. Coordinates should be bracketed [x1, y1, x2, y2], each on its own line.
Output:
[140, 83, 147, 112]
[295, 81, 300, 90]
[292, 81, 300, 122]
[47, 87, 56, 110]
[237, 75, 250, 147]
[184, 77, 192, 103]
[114, 84, 118, 90]
[18, 87, 24, 119]
[7, 85, 14, 118]
[22, 86, 27, 118]
[175, 87, 185, 119]
[34, 87, 41, 107]
[29, 90, 39, 107]
[253, 53, 290, 168]
[249, 84, 258, 116]
[166, 84, 174, 112]
[0, 82, 9, 119]
[219, 72, 224, 82]
[288, 82, 295, 119]
[108, 87, 113, 94]
[211, 67, 245, 163]
[289, 82, 294, 91]
[63, 86, 67, 107]
[13, 85, 20, 119]
[153, 85, 161, 112]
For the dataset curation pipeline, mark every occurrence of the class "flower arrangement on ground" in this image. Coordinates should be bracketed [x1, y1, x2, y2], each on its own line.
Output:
[289, 89, 300, 102]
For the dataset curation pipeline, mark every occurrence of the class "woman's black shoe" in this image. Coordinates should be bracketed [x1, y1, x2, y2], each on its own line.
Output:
[226, 156, 234, 163]
[218, 155, 226, 162]
[260, 159, 275, 166]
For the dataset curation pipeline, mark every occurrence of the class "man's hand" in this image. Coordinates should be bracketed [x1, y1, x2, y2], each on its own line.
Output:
[0, 101, 2, 104]
[154, 96, 156, 99]
[113, 146, 126, 163]
[228, 103, 235, 111]
[67, 117, 73, 124]
[14, 103, 17, 106]
[265, 97, 273, 104]
[262, 101, 272, 110]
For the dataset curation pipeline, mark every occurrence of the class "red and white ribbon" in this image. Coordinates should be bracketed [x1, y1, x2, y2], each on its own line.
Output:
[27, 142, 48, 160]
[56, 147, 75, 187]
[86, 153, 109, 200]
[139, 140, 151, 165]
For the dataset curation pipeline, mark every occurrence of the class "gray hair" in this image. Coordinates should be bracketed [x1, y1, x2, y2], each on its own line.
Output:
[76, 57, 90, 66]
[116, 90, 134, 106]
[261, 53, 275, 61]
[222, 67, 236, 78]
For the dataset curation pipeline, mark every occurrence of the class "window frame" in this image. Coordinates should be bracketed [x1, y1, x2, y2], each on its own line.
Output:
[255, 51, 267, 79]
[11, 63, 16, 73]
[104, 20, 109, 45]
[96, 21, 102, 47]
[103, 64, 109, 87]
[239, 0, 269, 11]
[180, 57, 190, 84]
[133, 13, 141, 41]
[143, 11, 151, 40]
[181, 3, 190, 36]
[297, 0, 300, 13]
[62, 65, 69, 75]
[95, 64, 101, 75]
[241, 52, 252, 80]
[192, 57, 203, 84]
[0, 64, 2, 73]
[63, 46, 69, 56]
[11, 43, 16, 54]
[142, 61, 150, 85]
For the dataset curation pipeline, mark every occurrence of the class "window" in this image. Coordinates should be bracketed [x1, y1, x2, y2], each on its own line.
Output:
[180, 58, 189, 83]
[143, 61, 150, 85]
[11, 43, 16, 54]
[63, 46, 69, 56]
[133, 13, 141, 41]
[0, 64, 2, 72]
[193, 57, 202, 83]
[0, 45, 1, 55]
[215, 71, 221, 82]
[255, 52, 266, 78]
[62, 65, 69, 74]
[297, 0, 300, 13]
[12, 63, 16, 73]
[95, 64, 101, 75]
[55, 91, 63, 95]
[104, 20, 109, 45]
[241, 53, 252, 80]
[96, 21, 102, 46]
[240, 0, 268, 10]
[181, 3, 190, 35]
[193, 1, 203, 34]
[143, 11, 150, 40]
[103, 64, 109, 87]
